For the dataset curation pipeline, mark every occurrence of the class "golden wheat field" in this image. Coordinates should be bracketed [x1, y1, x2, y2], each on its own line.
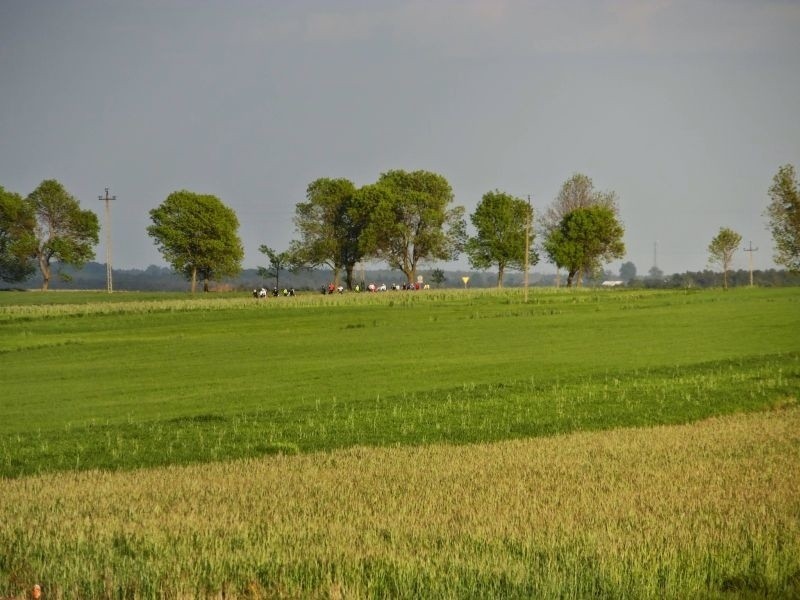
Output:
[2, 406, 799, 599]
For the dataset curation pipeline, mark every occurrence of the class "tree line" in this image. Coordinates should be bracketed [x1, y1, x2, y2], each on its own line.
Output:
[9, 260, 797, 293]
[1, 165, 799, 291]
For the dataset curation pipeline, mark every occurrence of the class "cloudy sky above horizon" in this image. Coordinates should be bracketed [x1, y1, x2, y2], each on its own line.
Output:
[1, 0, 799, 276]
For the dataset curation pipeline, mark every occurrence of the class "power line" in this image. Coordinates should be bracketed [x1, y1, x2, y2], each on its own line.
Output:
[98, 188, 116, 293]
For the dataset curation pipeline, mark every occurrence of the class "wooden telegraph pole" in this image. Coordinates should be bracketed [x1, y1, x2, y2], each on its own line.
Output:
[99, 188, 116, 293]
[743, 241, 758, 287]
[523, 195, 532, 303]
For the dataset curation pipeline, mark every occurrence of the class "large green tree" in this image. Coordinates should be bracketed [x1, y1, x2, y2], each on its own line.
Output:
[0, 185, 36, 283]
[291, 178, 360, 288]
[466, 190, 537, 287]
[543, 173, 619, 285]
[360, 169, 466, 284]
[766, 164, 800, 272]
[542, 173, 618, 233]
[343, 183, 386, 289]
[147, 190, 243, 293]
[25, 180, 99, 290]
[707, 227, 742, 290]
[543, 205, 625, 287]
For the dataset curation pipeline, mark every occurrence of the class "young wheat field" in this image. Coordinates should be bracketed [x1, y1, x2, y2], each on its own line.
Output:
[1, 287, 798, 598]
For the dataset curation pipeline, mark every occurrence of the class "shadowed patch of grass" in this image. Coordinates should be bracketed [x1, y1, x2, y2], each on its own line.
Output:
[3, 352, 796, 477]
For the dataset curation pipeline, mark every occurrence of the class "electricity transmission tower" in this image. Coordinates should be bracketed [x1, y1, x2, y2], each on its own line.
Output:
[99, 188, 116, 293]
[653, 241, 658, 271]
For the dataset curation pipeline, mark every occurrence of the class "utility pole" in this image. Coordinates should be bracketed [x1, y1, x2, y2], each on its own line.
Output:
[653, 240, 658, 271]
[523, 195, 532, 303]
[98, 188, 116, 293]
[743, 241, 758, 287]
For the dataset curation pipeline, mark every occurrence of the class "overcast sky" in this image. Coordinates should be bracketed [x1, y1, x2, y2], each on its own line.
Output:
[1, 0, 799, 276]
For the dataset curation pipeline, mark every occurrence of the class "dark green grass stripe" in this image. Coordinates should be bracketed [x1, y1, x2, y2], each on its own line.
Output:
[3, 353, 796, 479]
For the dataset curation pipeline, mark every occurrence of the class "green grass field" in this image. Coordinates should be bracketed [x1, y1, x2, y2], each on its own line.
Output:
[1, 287, 799, 598]
[2, 287, 797, 477]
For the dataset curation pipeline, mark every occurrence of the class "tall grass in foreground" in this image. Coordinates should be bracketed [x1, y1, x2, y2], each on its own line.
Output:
[2, 408, 799, 599]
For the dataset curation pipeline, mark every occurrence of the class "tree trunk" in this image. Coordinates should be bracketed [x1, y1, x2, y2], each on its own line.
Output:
[331, 266, 340, 287]
[191, 266, 197, 293]
[345, 264, 354, 290]
[566, 269, 577, 287]
[39, 256, 50, 291]
[497, 266, 504, 288]
[203, 276, 209, 292]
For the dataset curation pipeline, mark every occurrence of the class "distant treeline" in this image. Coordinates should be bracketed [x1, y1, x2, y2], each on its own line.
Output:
[2, 262, 529, 292]
[1, 262, 798, 292]
[632, 269, 800, 289]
